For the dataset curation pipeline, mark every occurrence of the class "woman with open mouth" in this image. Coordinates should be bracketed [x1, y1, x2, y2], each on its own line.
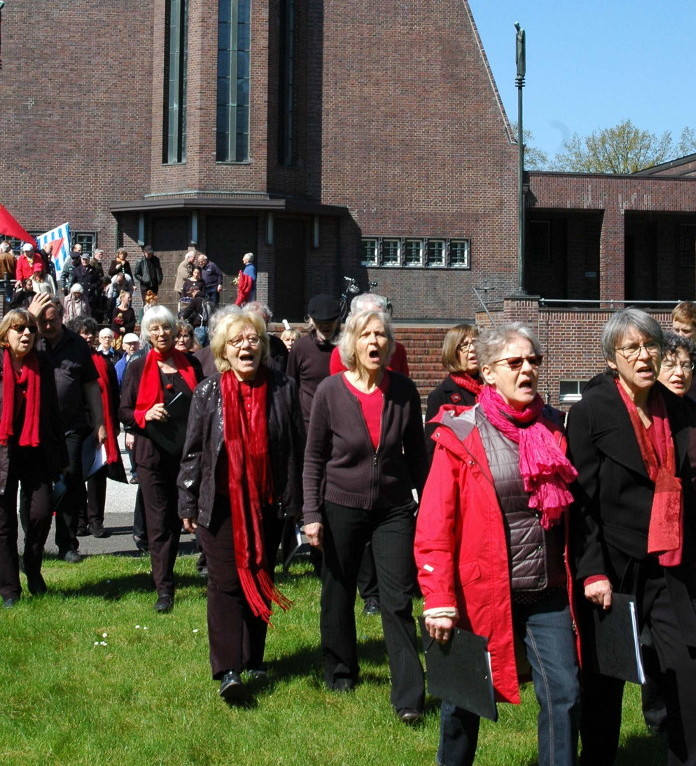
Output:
[0, 309, 67, 606]
[415, 322, 580, 766]
[303, 308, 427, 723]
[567, 308, 696, 765]
[178, 306, 304, 700]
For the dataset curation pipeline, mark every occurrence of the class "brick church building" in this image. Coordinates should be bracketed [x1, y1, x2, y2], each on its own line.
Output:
[2, 1, 696, 404]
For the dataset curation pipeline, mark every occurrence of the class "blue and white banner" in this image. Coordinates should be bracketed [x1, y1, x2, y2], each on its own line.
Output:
[36, 223, 71, 278]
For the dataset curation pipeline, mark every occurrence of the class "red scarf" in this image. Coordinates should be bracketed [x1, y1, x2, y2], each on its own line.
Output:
[478, 385, 577, 529]
[220, 367, 291, 623]
[134, 348, 198, 429]
[0, 348, 41, 447]
[614, 380, 683, 566]
[91, 352, 120, 464]
[449, 372, 483, 398]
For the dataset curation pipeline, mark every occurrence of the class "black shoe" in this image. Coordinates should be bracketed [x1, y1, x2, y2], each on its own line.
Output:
[60, 549, 84, 563]
[397, 708, 423, 724]
[129, 476, 139, 484]
[198, 566, 209, 579]
[246, 668, 268, 681]
[2, 596, 19, 608]
[362, 597, 380, 616]
[26, 572, 47, 596]
[133, 535, 149, 554]
[219, 670, 243, 699]
[154, 594, 173, 613]
[76, 525, 89, 537]
[331, 677, 354, 692]
[90, 523, 108, 539]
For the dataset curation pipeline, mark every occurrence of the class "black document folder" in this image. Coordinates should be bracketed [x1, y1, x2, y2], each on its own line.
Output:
[592, 592, 645, 684]
[419, 617, 498, 721]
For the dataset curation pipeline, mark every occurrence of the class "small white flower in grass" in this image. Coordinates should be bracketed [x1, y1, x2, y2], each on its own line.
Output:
[94, 641, 99, 646]
[143, 626, 149, 630]
[193, 629, 199, 633]
[135, 625, 141, 629]
[100, 641, 107, 646]
[102, 633, 108, 638]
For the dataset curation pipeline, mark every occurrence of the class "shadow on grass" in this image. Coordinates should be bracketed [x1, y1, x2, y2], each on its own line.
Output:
[615, 731, 667, 765]
[40, 570, 206, 600]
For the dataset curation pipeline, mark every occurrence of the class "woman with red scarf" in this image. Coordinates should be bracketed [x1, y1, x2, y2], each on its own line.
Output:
[415, 322, 580, 766]
[567, 308, 696, 765]
[66, 316, 126, 538]
[424, 323, 482, 464]
[0, 309, 67, 606]
[120, 306, 202, 613]
[177, 307, 304, 700]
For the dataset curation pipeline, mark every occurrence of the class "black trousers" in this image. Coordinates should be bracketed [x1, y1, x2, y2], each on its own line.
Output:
[84, 466, 107, 528]
[137, 461, 181, 596]
[0, 447, 52, 599]
[320, 500, 424, 711]
[580, 571, 696, 766]
[55, 430, 89, 553]
[197, 497, 283, 678]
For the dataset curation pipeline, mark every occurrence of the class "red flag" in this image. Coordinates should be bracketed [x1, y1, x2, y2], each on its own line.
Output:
[0, 205, 36, 244]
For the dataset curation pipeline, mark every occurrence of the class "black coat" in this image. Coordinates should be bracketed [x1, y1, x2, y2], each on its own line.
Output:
[177, 368, 305, 526]
[567, 372, 696, 644]
[423, 375, 477, 463]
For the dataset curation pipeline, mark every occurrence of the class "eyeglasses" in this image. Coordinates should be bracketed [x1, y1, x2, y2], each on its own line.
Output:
[492, 354, 543, 370]
[227, 335, 261, 348]
[11, 325, 37, 334]
[615, 342, 660, 361]
[457, 340, 474, 351]
[662, 360, 694, 372]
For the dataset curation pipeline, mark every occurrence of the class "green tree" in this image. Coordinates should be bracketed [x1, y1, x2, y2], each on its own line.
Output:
[676, 127, 696, 156]
[511, 123, 549, 170]
[553, 119, 673, 173]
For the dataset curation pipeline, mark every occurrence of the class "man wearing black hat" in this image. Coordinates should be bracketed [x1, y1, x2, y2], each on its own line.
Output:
[287, 294, 341, 428]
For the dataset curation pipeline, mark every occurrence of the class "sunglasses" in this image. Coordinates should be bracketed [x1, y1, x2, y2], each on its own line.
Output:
[11, 325, 38, 334]
[492, 354, 543, 370]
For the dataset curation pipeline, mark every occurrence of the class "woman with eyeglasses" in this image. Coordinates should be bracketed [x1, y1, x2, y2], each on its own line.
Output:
[178, 307, 304, 700]
[424, 323, 481, 463]
[0, 309, 67, 606]
[658, 331, 696, 399]
[567, 308, 696, 765]
[415, 322, 580, 766]
[119, 306, 203, 612]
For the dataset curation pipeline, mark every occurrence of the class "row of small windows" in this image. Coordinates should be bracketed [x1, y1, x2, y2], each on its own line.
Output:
[361, 238, 471, 269]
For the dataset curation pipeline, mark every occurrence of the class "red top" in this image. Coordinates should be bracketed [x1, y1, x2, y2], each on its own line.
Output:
[329, 341, 410, 377]
[342, 372, 390, 449]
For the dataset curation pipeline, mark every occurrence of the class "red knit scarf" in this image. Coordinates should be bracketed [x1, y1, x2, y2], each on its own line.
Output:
[134, 348, 198, 429]
[220, 368, 291, 622]
[0, 348, 40, 447]
[614, 379, 683, 566]
[449, 372, 483, 398]
[91, 352, 120, 464]
[478, 385, 577, 529]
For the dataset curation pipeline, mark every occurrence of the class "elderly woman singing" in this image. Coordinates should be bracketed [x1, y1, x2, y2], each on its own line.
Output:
[567, 308, 696, 765]
[120, 306, 202, 612]
[303, 308, 427, 722]
[178, 307, 304, 700]
[0, 309, 67, 605]
[415, 322, 580, 766]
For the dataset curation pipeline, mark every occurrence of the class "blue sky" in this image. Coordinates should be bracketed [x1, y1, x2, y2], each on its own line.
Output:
[468, 1, 696, 160]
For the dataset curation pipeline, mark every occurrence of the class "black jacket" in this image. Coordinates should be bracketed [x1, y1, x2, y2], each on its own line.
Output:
[177, 368, 305, 527]
[424, 375, 478, 463]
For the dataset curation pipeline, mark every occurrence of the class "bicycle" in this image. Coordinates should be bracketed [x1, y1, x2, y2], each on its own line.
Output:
[339, 276, 393, 320]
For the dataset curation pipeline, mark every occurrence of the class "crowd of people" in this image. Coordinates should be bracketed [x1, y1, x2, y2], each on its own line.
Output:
[2, 240, 696, 764]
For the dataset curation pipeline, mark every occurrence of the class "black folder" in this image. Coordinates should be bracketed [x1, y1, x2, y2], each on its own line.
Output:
[418, 617, 498, 721]
[145, 392, 191, 457]
[591, 592, 645, 684]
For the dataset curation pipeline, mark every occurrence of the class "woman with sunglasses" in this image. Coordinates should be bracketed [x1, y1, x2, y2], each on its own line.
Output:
[424, 323, 481, 463]
[0, 309, 67, 606]
[567, 308, 696, 765]
[415, 322, 580, 766]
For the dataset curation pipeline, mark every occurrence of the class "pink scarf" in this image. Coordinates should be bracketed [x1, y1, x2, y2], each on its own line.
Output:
[478, 386, 577, 529]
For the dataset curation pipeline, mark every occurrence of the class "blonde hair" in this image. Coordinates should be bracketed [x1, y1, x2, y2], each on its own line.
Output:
[280, 328, 299, 343]
[211, 308, 270, 373]
[0, 309, 37, 349]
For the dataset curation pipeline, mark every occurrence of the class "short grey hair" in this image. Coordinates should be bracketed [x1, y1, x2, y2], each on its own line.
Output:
[601, 308, 663, 363]
[246, 301, 272, 323]
[208, 304, 241, 337]
[339, 309, 395, 374]
[474, 322, 542, 369]
[350, 293, 388, 314]
[141, 305, 177, 335]
[243, 252, 254, 263]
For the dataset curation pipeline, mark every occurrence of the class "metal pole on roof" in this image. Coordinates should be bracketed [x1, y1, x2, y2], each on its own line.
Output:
[515, 23, 526, 294]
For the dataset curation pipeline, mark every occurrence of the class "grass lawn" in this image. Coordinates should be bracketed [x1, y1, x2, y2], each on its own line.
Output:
[0, 553, 666, 766]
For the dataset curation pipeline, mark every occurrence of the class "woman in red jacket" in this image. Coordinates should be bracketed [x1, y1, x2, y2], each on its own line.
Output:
[414, 322, 580, 766]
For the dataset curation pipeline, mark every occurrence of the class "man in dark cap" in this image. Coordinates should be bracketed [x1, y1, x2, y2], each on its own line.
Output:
[287, 294, 341, 428]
